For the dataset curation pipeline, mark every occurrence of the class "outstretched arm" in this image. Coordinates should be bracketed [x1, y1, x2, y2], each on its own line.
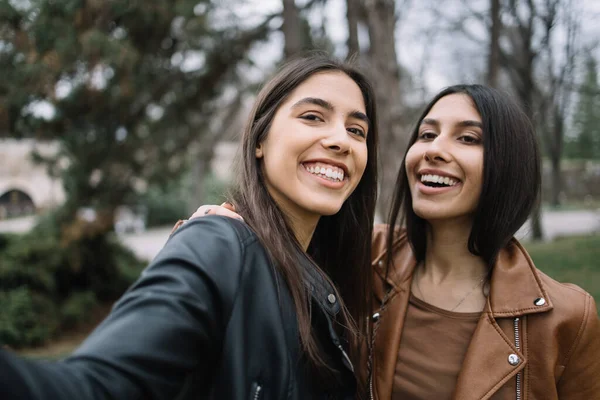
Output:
[0, 218, 244, 400]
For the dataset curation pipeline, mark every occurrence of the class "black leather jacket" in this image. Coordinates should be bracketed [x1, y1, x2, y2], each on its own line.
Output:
[0, 217, 356, 400]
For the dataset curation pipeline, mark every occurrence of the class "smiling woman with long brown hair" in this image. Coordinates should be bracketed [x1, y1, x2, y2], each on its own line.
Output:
[0, 54, 379, 400]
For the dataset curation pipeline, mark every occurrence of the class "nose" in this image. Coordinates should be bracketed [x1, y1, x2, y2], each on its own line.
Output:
[423, 136, 451, 163]
[320, 123, 351, 154]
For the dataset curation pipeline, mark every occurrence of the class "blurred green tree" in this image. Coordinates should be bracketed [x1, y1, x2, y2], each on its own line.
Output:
[0, 0, 275, 239]
[566, 55, 600, 160]
[0, 0, 284, 346]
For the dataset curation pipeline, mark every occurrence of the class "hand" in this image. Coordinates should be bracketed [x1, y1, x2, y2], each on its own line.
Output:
[191, 202, 242, 221]
[170, 203, 243, 237]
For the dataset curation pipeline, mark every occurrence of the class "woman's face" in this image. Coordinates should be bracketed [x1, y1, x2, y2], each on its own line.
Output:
[405, 93, 484, 223]
[257, 71, 369, 222]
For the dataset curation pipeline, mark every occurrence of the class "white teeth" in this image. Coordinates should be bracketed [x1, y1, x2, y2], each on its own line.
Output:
[304, 163, 345, 182]
[420, 174, 457, 186]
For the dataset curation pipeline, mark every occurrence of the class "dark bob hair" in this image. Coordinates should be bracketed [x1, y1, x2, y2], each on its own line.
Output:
[387, 84, 540, 268]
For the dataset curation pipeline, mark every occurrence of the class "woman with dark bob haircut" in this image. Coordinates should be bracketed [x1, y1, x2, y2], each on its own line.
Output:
[194, 84, 600, 399]
[0, 54, 379, 399]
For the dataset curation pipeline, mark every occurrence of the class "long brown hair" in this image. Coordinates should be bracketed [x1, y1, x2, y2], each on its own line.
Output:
[229, 53, 378, 375]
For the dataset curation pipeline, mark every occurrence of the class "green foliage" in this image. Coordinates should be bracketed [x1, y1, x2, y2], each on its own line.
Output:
[202, 173, 231, 205]
[0, 0, 276, 228]
[0, 213, 146, 347]
[60, 291, 97, 329]
[141, 178, 190, 228]
[565, 56, 600, 160]
[141, 171, 231, 227]
[0, 287, 59, 348]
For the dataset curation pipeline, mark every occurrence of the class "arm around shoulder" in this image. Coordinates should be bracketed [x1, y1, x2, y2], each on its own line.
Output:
[557, 293, 600, 398]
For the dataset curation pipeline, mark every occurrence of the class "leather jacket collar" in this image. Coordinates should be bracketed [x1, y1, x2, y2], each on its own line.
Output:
[372, 233, 554, 318]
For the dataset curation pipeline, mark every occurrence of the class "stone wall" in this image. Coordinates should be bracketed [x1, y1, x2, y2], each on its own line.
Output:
[0, 139, 65, 217]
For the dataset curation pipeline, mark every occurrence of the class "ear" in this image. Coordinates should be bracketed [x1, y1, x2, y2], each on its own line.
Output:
[255, 143, 263, 159]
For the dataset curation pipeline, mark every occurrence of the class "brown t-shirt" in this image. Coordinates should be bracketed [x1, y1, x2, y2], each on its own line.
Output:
[392, 294, 481, 400]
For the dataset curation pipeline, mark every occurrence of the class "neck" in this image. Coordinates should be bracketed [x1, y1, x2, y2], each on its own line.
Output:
[422, 218, 487, 283]
[286, 212, 319, 251]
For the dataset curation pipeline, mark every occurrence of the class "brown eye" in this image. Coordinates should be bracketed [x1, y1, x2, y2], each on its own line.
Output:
[418, 131, 436, 140]
[300, 113, 323, 122]
[459, 135, 480, 144]
[348, 127, 366, 138]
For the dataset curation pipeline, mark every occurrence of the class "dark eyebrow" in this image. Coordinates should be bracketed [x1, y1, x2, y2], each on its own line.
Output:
[291, 97, 370, 127]
[291, 97, 334, 111]
[349, 110, 370, 127]
[420, 118, 483, 129]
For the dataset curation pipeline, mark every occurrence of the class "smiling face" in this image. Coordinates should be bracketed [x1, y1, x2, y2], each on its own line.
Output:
[256, 71, 369, 225]
[405, 93, 484, 224]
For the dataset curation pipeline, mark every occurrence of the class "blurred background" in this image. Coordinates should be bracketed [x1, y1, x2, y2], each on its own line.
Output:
[0, 0, 598, 357]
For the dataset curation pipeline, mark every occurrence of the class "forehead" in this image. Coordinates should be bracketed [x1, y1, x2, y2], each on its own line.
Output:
[284, 71, 366, 113]
[424, 93, 481, 122]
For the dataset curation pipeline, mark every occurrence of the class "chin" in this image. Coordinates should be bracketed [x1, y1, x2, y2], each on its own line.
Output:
[412, 205, 450, 221]
[315, 205, 344, 216]
[304, 201, 344, 217]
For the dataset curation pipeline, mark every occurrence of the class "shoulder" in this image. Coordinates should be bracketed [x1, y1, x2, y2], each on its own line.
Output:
[372, 224, 411, 263]
[152, 216, 264, 284]
[535, 269, 600, 380]
[371, 225, 415, 285]
[530, 265, 599, 357]
[169, 215, 257, 244]
[536, 268, 597, 325]
[165, 216, 257, 256]
[372, 224, 407, 259]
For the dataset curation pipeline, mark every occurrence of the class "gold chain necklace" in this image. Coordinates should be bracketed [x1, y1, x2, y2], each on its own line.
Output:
[414, 264, 487, 312]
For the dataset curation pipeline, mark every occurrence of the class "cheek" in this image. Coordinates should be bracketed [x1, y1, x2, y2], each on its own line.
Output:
[404, 146, 420, 175]
[357, 145, 369, 174]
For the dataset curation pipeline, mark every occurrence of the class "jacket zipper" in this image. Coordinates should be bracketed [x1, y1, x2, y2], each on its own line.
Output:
[252, 384, 262, 400]
[514, 317, 521, 400]
[370, 374, 374, 400]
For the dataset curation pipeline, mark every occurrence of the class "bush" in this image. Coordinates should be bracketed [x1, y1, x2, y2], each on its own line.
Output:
[0, 288, 59, 347]
[0, 212, 146, 347]
[60, 291, 98, 329]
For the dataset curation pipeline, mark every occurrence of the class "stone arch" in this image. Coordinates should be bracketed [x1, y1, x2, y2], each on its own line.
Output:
[0, 188, 36, 219]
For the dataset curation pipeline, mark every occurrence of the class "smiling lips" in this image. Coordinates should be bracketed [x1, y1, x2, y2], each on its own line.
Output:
[303, 162, 345, 182]
[420, 174, 458, 187]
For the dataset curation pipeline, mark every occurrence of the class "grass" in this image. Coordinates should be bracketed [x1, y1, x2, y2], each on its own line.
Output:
[525, 234, 600, 315]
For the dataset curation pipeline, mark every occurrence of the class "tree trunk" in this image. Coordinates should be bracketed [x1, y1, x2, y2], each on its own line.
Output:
[549, 109, 565, 207]
[346, 0, 360, 58]
[487, 0, 501, 87]
[282, 0, 303, 59]
[361, 0, 406, 219]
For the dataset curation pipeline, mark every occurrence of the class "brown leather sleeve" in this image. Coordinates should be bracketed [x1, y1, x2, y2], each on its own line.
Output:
[556, 294, 600, 398]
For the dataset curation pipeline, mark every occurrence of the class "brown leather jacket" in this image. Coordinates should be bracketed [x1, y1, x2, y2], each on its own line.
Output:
[363, 225, 600, 400]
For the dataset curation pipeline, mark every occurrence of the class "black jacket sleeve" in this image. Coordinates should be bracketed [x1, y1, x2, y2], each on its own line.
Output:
[0, 217, 247, 400]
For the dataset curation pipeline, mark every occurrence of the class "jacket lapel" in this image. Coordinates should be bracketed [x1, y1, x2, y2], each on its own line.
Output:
[454, 240, 554, 400]
[453, 303, 526, 400]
